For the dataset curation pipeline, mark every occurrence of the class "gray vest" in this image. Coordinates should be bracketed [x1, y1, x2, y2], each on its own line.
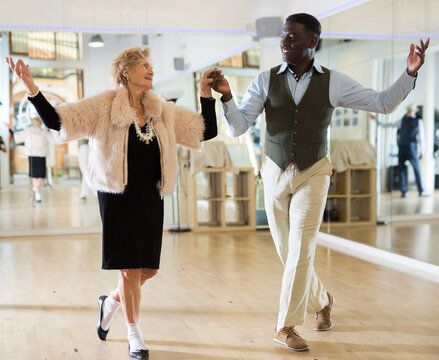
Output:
[264, 65, 334, 171]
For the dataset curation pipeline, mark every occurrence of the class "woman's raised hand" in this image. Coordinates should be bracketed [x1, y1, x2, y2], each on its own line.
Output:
[199, 68, 220, 98]
[5, 57, 38, 95]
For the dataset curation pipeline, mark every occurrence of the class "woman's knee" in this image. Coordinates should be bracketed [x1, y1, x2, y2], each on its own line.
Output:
[119, 268, 143, 284]
[141, 268, 158, 281]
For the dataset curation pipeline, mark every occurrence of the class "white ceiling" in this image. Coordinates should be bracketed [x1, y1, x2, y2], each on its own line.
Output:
[1, 0, 437, 40]
[0, 0, 369, 34]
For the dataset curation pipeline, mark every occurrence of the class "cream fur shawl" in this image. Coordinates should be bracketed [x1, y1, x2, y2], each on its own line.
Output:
[53, 87, 204, 195]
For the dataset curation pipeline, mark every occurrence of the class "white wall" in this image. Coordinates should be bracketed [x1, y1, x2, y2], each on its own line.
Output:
[149, 33, 255, 87]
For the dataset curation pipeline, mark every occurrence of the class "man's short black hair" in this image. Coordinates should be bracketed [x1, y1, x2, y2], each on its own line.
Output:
[286, 13, 321, 39]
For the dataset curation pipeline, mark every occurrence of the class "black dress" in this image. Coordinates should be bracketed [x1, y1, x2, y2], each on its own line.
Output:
[98, 124, 163, 269]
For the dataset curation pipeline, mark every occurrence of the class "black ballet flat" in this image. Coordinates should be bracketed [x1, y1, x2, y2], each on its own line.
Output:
[97, 295, 109, 341]
[129, 345, 150, 359]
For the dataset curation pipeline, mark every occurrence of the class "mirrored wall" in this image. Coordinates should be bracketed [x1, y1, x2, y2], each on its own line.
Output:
[319, 0, 439, 265]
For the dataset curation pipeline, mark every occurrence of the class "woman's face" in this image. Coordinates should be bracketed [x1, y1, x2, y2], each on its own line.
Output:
[126, 58, 154, 90]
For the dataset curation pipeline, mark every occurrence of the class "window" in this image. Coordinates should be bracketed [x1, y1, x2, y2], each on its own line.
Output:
[10, 31, 81, 60]
[29, 32, 56, 60]
[10, 32, 29, 55]
[56, 32, 80, 60]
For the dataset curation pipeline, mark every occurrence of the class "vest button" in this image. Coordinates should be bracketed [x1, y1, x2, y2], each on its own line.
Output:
[295, 109, 299, 113]
[292, 152, 296, 156]
[294, 121, 298, 124]
[292, 142, 296, 146]
[294, 131, 297, 134]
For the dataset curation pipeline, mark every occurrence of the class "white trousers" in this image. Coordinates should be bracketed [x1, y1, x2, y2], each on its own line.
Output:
[261, 156, 331, 328]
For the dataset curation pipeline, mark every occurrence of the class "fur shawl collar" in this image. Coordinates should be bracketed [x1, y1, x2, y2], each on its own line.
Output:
[111, 87, 163, 128]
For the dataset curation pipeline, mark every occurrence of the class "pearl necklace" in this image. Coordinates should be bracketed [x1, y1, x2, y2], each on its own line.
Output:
[133, 116, 156, 144]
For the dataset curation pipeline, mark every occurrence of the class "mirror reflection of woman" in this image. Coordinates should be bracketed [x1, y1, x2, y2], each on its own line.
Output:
[13, 116, 53, 203]
[6, 46, 218, 360]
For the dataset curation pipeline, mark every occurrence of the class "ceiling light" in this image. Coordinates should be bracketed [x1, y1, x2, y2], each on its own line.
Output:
[88, 34, 105, 47]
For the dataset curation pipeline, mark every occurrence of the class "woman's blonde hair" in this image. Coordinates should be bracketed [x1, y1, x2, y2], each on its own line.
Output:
[110, 46, 150, 87]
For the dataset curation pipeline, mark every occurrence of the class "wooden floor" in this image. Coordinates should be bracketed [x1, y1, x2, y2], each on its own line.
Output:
[1, 231, 439, 359]
[321, 221, 439, 266]
[0, 182, 101, 231]
[379, 190, 439, 218]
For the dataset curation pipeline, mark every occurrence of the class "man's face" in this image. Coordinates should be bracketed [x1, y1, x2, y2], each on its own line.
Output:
[280, 21, 318, 66]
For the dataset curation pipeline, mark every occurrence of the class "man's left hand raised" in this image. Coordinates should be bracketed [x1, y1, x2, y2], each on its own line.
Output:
[407, 38, 430, 76]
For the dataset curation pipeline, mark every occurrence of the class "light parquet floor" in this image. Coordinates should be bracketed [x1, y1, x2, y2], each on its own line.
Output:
[0, 182, 101, 232]
[1, 231, 438, 360]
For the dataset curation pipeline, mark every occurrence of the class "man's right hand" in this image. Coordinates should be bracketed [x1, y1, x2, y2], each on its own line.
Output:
[206, 68, 233, 102]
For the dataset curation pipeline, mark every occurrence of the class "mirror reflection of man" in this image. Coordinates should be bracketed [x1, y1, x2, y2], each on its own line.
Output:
[209, 13, 429, 352]
[0, 136, 6, 153]
[398, 104, 426, 198]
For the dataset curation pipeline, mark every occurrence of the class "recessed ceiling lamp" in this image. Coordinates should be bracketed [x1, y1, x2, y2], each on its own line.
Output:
[88, 34, 105, 47]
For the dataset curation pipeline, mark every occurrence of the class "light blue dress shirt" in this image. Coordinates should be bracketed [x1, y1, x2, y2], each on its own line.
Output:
[222, 60, 417, 137]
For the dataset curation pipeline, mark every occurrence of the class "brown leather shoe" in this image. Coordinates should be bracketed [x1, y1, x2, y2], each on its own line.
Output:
[314, 292, 334, 331]
[273, 326, 310, 352]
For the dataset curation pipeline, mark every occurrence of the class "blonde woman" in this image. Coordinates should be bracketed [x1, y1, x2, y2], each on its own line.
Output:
[6, 46, 218, 359]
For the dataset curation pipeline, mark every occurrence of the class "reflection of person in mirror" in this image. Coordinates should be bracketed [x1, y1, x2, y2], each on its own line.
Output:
[13, 116, 53, 203]
[0, 135, 7, 153]
[77, 138, 96, 199]
[397, 104, 425, 198]
[6, 45, 218, 359]
[371, 103, 426, 198]
[207, 13, 429, 352]
[3, 124, 16, 184]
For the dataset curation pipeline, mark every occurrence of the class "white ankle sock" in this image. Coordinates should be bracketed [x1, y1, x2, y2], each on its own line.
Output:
[127, 321, 145, 352]
[101, 293, 121, 331]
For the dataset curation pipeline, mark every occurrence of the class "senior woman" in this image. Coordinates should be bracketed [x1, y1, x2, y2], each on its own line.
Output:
[6, 46, 218, 359]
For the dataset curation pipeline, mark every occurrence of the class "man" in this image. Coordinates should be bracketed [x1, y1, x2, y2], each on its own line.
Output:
[210, 13, 429, 352]
[398, 104, 425, 197]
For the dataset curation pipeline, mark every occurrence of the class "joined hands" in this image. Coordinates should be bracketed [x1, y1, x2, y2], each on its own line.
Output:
[200, 68, 232, 101]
